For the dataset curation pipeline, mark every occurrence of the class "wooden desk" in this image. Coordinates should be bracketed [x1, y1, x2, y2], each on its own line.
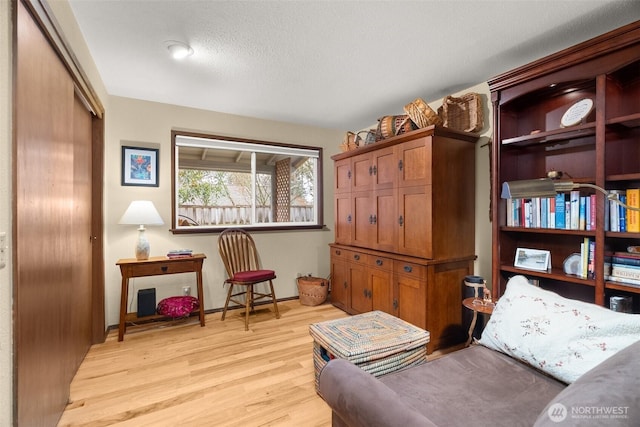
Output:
[116, 254, 206, 341]
[462, 297, 495, 346]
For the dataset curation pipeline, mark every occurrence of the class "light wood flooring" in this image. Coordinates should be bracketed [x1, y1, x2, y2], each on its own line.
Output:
[57, 301, 349, 427]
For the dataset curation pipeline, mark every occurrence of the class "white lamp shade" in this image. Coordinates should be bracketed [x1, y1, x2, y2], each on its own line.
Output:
[118, 200, 164, 226]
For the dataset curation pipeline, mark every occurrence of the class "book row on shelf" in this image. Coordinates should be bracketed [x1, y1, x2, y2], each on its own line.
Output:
[606, 249, 640, 289]
[568, 239, 640, 289]
[505, 188, 640, 232]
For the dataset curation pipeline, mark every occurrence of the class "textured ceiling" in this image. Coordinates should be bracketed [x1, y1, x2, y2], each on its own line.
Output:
[67, 1, 640, 131]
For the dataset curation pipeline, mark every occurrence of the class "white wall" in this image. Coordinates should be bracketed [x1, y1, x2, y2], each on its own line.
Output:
[103, 96, 344, 326]
[0, 2, 13, 425]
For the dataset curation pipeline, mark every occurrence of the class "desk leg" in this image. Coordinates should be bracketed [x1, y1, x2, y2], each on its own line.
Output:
[118, 275, 128, 341]
[196, 268, 205, 327]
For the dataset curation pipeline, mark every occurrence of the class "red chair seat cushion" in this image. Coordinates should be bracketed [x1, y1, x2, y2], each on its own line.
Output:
[232, 269, 276, 283]
[157, 296, 199, 318]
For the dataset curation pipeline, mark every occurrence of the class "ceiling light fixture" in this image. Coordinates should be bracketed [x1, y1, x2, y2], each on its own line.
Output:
[165, 40, 194, 60]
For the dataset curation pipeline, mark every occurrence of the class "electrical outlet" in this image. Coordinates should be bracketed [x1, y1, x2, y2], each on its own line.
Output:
[0, 232, 6, 269]
[182, 286, 191, 296]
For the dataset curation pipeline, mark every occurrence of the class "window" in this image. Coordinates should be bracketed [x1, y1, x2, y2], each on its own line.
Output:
[171, 131, 323, 232]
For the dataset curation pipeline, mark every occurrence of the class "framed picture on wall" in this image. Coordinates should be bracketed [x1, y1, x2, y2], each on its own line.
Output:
[121, 146, 159, 187]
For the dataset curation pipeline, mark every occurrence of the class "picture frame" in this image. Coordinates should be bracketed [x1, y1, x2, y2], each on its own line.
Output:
[121, 146, 159, 187]
[514, 247, 551, 272]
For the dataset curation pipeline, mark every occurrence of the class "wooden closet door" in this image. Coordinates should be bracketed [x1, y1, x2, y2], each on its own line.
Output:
[15, 2, 93, 425]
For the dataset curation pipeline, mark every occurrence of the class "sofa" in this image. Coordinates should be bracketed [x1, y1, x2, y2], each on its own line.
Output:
[318, 275, 640, 427]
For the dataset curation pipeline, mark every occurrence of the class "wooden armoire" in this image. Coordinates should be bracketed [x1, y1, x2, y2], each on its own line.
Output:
[330, 126, 479, 352]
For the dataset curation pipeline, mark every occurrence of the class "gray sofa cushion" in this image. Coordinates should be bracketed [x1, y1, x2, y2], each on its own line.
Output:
[534, 339, 640, 426]
[379, 344, 565, 427]
[318, 358, 436, 427]
[319, 344, 566, 427]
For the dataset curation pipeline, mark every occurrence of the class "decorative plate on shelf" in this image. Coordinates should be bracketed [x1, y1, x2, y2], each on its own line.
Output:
[563, 253, 582, 275]
[560, 98, 594, 127]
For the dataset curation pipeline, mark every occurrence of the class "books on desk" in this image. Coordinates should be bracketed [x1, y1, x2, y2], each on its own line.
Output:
[167, 249, 193, 258]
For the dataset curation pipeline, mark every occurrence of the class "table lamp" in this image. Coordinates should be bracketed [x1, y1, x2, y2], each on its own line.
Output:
[118, 200, 164, 260]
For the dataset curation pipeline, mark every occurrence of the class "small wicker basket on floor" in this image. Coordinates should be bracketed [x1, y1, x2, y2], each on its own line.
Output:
[297, 276, 329, 306]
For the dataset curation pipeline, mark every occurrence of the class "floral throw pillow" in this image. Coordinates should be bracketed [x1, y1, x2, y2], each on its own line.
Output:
[479, 275, 640, 383]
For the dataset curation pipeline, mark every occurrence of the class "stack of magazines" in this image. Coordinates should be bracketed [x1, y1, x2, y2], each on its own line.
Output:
[167, 249, 193, 258]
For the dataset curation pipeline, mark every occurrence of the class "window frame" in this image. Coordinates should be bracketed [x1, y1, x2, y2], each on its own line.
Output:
[170, 130, 324, 233]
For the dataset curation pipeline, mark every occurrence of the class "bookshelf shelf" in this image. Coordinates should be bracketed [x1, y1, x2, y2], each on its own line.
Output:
[490, 21, 640, 313]
[606, 112, 640, 129]
[605, 281, 640, 294]
[500, 264, 596, 286]
[606, 231, 640, 239]
[500, 226, 596, 237]
[607, 173, 640, 183]
[501, 122, 596, 147]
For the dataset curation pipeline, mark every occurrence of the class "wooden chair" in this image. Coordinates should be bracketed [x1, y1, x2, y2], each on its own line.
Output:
[218, 229, 280, 330]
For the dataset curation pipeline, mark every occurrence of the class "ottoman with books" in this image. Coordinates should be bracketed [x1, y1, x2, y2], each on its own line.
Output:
[309, 311, 430, 391]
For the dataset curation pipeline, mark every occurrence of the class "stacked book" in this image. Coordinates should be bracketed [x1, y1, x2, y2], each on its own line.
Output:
[167, 249, 194, 258]
[579, 237, 596, 279]
[609, 188, 640, 232]
[605, 250, 640, 288]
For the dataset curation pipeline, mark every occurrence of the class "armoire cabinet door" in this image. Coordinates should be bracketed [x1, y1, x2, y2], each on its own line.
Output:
[334, 192, 352, 245]
[397, 137, 431, 188]
[398, 185, 432, 258]
[369, 255, 394, 315]
[352, 191, 373, 248]
[372, 189, 396, 252]
[330, 249, 349, 310]
[334, 157, 351, 194]
[394, 260, 427, 329]
[351, 152, 374, 193]
[348, 253, 369, 313]
[372, 146, 397, 190]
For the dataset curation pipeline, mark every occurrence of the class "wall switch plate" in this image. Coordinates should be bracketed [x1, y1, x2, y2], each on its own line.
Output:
[0, 232, 6, 269]
[182, 286, 191, 296]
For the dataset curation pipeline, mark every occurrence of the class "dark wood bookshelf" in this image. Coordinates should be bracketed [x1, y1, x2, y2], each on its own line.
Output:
[489, 21, 640, 312]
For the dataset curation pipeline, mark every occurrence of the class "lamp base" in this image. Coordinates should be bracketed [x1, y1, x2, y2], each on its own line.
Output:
[135, 226, 150, 260]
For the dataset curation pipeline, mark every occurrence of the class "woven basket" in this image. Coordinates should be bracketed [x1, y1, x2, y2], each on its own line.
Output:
[441, 93, 484, 133]
[297, 276, 329, 306]
[339, 131, 359, 152]
[403, 98, 443, 128]
[356, 129, 377, 146]
[375, 115, 418, 141]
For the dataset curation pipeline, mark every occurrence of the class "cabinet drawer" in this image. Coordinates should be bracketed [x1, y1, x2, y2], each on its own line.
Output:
[394, 261, 426, 279]
[126, 261, 197, 277]
[346, 250, 368, 265]
[368, 255, 393, 271]
[331, 246, 349, 260]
